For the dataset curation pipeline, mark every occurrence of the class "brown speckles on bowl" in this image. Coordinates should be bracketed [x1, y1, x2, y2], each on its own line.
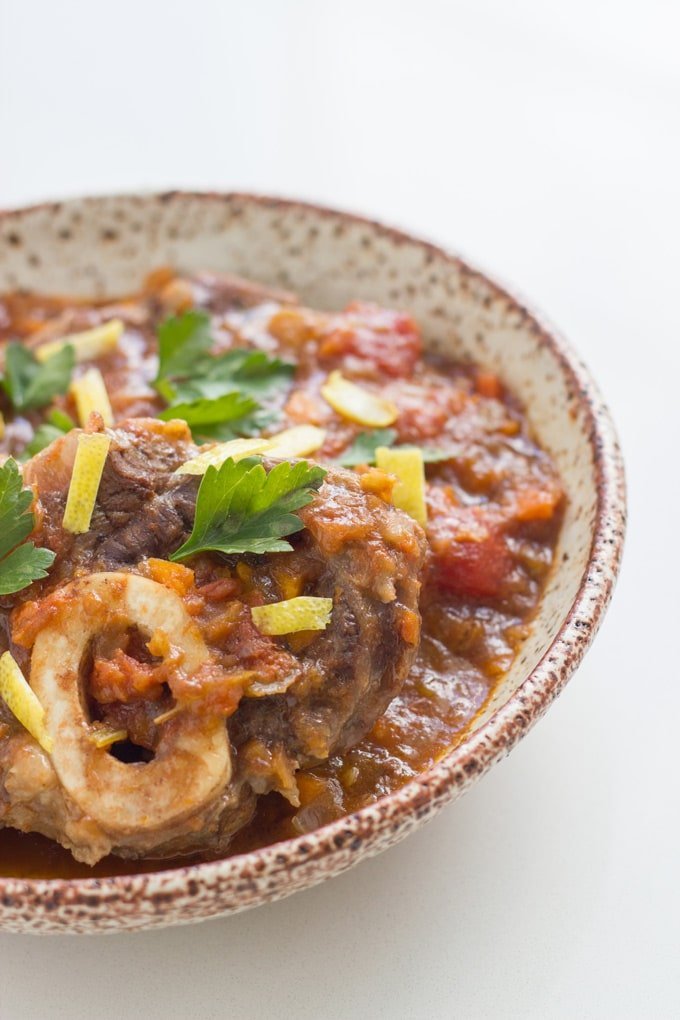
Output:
[0, 193, 625, 934]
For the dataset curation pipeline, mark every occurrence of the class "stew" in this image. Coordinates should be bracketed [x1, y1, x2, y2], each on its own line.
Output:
[0, 269, 563, 877]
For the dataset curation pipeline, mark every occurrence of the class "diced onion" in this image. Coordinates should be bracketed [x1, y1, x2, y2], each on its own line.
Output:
[375, 446, 427, 525]
[35, 319, 124, 364]
[90, 725, 127, 749]
[62, 432, 111, 534]
[0, 651, 53, 753]
[251, 596, 333, 636]
[71, 367, 114, 428]
[321, 370, 398, 427]
[175, 437, 272, 475]
[264, 425, 326, 459]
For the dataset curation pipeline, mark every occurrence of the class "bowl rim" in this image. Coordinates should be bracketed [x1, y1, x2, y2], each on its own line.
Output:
[0, 191, 626, 906]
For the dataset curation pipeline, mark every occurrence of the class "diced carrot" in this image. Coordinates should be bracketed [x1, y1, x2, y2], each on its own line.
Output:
[398, 607, 421, 646]
[158, 278, 195, 314]
[271, 565, 305, 601]
[143, 266, 176, 293]
[236, 563, 253, 585]
[146, 558, 195, 596]
[268, 308, 318, 346]
[475, 370, 502, 399]
[513, 485, 562, 522]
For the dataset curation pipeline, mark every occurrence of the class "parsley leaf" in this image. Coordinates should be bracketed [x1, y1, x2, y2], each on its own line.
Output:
[0, 543, 55, 594]
[47, 408, 76, 432]
[154, 310, 213, 399]
[158, 392, 261, 444]
[2, 343, 75, 411]
[154, 310, 294, 402]
[198, 349, 295, 399]
[416, 447, 454, 464]
[170, 457, 326, 561]
[337, 428, 452, 467]
[154, 310, 295, 440]
[0, 459, 55, 594]
[337, 429, 398, 466]
[167, 348, 295, 405]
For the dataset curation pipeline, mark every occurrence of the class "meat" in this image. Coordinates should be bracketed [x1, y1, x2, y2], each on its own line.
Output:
[23, 418, 198, 584]
[2, 418, 425, 863]
[231, 469, 425, 765]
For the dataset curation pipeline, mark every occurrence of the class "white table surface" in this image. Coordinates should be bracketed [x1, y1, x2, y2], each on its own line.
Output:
[0, 1, 678, 1016]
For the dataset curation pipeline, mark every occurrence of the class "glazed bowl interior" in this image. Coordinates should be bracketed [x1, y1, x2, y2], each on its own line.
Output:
[0, 193, 624, 932]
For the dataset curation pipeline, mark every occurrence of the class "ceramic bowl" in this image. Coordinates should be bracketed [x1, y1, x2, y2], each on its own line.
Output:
[0, 193, 625, 933]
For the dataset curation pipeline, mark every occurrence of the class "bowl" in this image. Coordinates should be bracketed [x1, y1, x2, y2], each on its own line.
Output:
[0, 192, 625, 933]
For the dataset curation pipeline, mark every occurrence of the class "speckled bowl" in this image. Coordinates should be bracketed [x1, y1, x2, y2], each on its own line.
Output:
[0, 193, 625, 933]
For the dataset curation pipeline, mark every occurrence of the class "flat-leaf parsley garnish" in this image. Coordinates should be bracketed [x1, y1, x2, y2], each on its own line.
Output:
[170, 347, 294, 404]
[154, 311, 295, 437]
[2, 343, 75, 412]
[154, 310, 213, 397]
[337, 428, 397, 466]
[0, 459, 55, 594]
[170, 457, 326, 561]
[158, 392, 261, 443]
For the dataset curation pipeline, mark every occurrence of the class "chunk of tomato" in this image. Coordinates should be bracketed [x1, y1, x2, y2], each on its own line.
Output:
[427, 494, 513, 600]
[431, 532, 513, 600]
[319, 301, 422, 379]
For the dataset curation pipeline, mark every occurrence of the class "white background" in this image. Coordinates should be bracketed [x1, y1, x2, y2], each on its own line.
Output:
[0, 1, 678, 1017]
